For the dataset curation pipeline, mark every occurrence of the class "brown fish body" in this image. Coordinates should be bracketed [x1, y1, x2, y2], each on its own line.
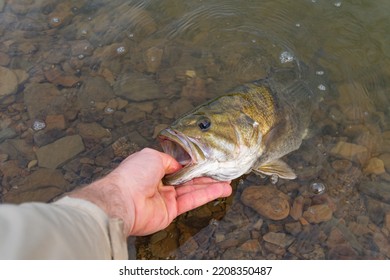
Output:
[159, 74, 317, 185]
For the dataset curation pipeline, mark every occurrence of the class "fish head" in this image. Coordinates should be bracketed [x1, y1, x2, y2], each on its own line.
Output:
[158, 100, 264, 185]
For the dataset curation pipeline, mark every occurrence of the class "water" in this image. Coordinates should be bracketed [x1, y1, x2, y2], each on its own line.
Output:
[0, 0, 390, 259]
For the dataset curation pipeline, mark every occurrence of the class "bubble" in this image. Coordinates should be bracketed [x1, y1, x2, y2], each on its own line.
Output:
[279, 51, 294, 64]
[270, 174, 279, 184]
[116, 46, 126, 55]
[334, 2, 342, 7]
[51, 17, 60, 24]
[316, 70, 325, 75]
[318, 84, 326, 91]
[32, 120, 46, 131]
[104, 107, 114, 114]
[295, 23, 301, 27]
[310, 182, 326, 195]
[78, 54, 85, 60]
[81, 29, 88, 35]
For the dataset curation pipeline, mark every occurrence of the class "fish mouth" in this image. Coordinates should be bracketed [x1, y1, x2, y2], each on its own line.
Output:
[158, 128, 199, 167]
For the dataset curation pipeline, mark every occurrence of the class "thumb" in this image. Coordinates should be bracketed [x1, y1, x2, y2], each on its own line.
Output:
[158, 150, 182, 174]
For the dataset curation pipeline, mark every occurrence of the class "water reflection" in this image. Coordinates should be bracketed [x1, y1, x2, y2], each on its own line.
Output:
[0, 0, 390, 259]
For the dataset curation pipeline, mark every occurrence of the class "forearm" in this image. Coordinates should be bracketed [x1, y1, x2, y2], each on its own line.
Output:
[68, 174, 135, 236]
[0, 197, 127, 259]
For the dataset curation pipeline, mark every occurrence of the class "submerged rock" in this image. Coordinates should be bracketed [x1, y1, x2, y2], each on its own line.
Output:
[0, 66, 18, 98]
[241, 185, 290, 220]
[302, 204, 333, 224]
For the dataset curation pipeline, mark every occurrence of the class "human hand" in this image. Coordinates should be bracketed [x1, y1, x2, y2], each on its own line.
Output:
[70, 148, 232, 236]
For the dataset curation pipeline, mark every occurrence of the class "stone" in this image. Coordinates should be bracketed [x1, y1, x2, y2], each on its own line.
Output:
[45, 114, 66, 130]
[44, 66, 80, 87]
[239, 239, 261, 253]
[358, 181, 390, 204]
[331, 159, 352, 172]
[23, 83, 67, 119]
[363, 157, 385, 175]
[0, 139, 35, 161]
[111, 137, 140, 158]
[0, 66, 18, 98]
[77, 122, 111, 141]
[379, 153, 390, 173]
[0, 52, 10, 66]
[263, 232, 295, 248]
[77, 77, 115, 109]
[114, 73, 162, 101]
[330, 141, 368, 165]
[13, 69, 29, 85]
[0, 127, 17, 143]
[33, 129, 66, 147]
[385, 213, 390, 232]
[372, 232, 390, 258]
[144, 46, 163, 73]
[3, 168, 68, 204]
[36, 135, 85, 169]
[290, 196, 304, 220]
[181, 77, 207, 103]
[302, 204, 333, 223]
[284, 222, 302, 236]
[241, 185, 290, 220]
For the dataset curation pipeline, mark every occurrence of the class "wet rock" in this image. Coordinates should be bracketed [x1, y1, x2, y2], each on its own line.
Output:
[144, 46, 163, 73]
[290, 196, 304, 220]
[45, 114, 66, 130]
[0, 139, 35, 161]
[112, 137, 140, 158]
[33, 129, 66, 147]
[284, 222, 302, 236]
[330, 141, 368, 165]
[302, 204, 333, 223]
[0, 160, 24, 184]
[121, 106, 146, 124]
[77, 122, 111, 141]
[23, 83, 67, 119]
[379, 153, 390, 173]
[263, 232, 295, 248]
[302, 245, 325, 260]
[44, 66, 80, 87]
[241, 185, 290, 220]
[0, 66, 18, 98]
[36, 135, 85, 168]
[70, 40, 94, 57]
[3, 168, 68, 203]
[331, 159, 352, 172]
[77, 77, 115, 109]
[264, 242, 286, 256]
[0, 127, 17, 143]
[239, 239, 261, 253]
[363, 157, 385, 175]
[0, 52, 10, 66]
[48, 2, 74, 28]
[114, 73, 162, 102]
[357, 181, 390, 204]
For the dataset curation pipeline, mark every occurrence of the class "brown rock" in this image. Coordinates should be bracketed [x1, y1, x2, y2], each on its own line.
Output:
[331, 159, 352, 172]
[263, 232, 295, 248]
[0, 52, 11, 66]
[3, 168, 67, 203]
[303, 204, 333, 224]
[0, 66, 18, 98]
[45, 114, 66, 130]
[78, 77, 115, 109]
[239, 239, 261, 253]
[77, 122, 111, 140]
[144, 47, 163, 73]
[290, 196, 304, 220]
[363, 157, 385, 175]
[379, 153, 390, 173]
[330, 141, 368, 165]
[36, 135, 85, 168]
[44, 66, 80, 87]
[285, 222, 302, 236]
[385, 213, 390, 232]
[241, 185, 290, 220]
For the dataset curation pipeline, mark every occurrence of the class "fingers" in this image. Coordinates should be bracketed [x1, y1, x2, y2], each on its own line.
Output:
[176, 179, 231, 196]
[175, 182, 232, 215]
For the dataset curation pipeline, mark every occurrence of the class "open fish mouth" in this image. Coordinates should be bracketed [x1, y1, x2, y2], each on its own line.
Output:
[158, 128, 194, 166]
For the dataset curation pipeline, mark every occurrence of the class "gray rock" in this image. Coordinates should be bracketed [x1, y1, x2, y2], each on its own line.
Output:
[114, 73, 162, 101]
[0, 127, 17, 143]
[36, 135, 85, 168]
[263, 232, 295, 248]
[77, 77, 115, 109]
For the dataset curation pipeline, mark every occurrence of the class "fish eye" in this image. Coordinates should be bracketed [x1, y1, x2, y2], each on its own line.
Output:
[197, 118, 211, 131]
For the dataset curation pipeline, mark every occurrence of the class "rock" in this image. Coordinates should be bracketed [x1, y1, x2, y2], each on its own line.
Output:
[0, 153, 9, 162]
[44, 66, 80, 87]
[3, 168, 67, 204]
[239, 239, 261, 253]
[290, 196, 304, 220]
[77, 77, 115, 109]
[241, 185, 290, 220]
[0, 127, 17, 143]
[112, 137, 140, 158]
[114, 73, 162, 101]
[70, 40, 94, 57]
[330, 141, 368, 165]
[33, 129, 66, 147]
[385, 213, 390, 232]
[0, 66, 18, 98]
[331, 159, 352, 172]
[303, 204, 333, 223]
[363, 157, 385, 175]
[77, 122, 111, 141]
[357, 181, 390, 204]
[284, 222, 302, 236]
[144, 46, 163, 73]
[263, 232, 295, 248]
[181, 77, 207, 103]
[0, 52, 10, 66]
[23, 83, 67, 119]
[372, 232, 390, 258]
[36, 135, 85, 168]
[150, 230, 168, 244]
[379, 153, 390, 173]
[0, 139, 35, 161]
[45, 114, 66, 130]
[27, 159, 38, 170]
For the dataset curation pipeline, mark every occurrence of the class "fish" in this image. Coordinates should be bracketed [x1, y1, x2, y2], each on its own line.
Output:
[158, 65, 319, 185]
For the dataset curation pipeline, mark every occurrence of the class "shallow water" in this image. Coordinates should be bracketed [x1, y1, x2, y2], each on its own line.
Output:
[0, 0, 390, 259]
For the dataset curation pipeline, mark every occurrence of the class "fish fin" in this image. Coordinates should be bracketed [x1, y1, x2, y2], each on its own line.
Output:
[252, 159, 297, 180]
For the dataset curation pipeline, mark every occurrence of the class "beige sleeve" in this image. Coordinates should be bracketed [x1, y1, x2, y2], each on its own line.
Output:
[0, 197, 128, 260]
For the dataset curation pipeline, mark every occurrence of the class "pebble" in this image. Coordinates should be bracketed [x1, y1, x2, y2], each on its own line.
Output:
[241, 185, 290, 220]
[114, 73, 162, 102]
[45, 114, 66, 130]
[77, 122, 111, 141]
[263, 232, 295, 248]
[330, 141, 368, 165]
[36, 135, 85, 169]
[302, 204, 333, 223]
[144, 46, 163, 73]
[290, 196, 304, 220]
[363, 157, 385, 175]
[331, 159, 352, 172]
[0, 66, 18, 98]
[239, 239, 261, 253]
